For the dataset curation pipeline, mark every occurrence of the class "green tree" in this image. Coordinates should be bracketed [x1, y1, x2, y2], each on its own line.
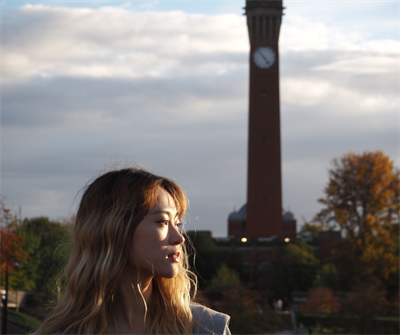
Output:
[208, 263, 240, 293]
[186, 231, 218, 287]
[17, 217, 71, 303]
[270, 240, 320, 298]
[313, 264, 339, 290]
[314, 151, 399, 290]
[186, 231, 244, 288]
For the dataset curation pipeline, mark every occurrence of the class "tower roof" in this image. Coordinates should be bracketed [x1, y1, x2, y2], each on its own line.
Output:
[245, 0, 284, 13]
[228, 203, 247, 221]
[283, 211, 296, 221]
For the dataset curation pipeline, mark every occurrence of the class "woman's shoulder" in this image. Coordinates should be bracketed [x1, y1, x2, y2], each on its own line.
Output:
[45, 305, 230, 335]
[190, 304, 231, 335]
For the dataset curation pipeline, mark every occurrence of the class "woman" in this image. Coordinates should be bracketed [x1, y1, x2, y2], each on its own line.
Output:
[35, 168, 230, 335]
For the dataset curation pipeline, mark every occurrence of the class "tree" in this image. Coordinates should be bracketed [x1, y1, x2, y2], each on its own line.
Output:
[270, 240, 320, 298]
[297, 219, 323, 240]
[215, 286, 282, 334]
[17, 217, 71, 303]
[314, 151, 399, 289]
[313, 264, 339, 290]
[385, 222, 399, 298]
[341, 284, 390, 334]
[185, 231, 244, 288]
[0, 199, 30, 287]
[208, 263, 240, 293]
[390, 291, 399, 317]
[301, 287, 341, 316]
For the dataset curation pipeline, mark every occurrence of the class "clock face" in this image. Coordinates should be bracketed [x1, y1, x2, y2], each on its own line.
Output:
[253, 46, 276, 69]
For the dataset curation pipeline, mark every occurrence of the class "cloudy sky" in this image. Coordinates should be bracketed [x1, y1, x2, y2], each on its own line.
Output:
[1, 1, 397, 236]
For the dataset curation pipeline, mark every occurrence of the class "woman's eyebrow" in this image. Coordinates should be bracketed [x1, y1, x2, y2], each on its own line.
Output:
[149, 209, 180, 218]
[150, 210, 170, 215]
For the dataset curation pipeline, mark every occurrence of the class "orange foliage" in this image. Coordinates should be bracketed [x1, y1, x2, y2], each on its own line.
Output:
[315, 151, 399, 237]
[314, 151, 399, 288]
[0, 198, 30, 273]
[341, 284, 390, 319]
[301, 287, 341, 316]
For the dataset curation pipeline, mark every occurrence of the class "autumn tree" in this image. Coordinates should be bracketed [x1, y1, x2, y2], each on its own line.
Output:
[215, 286, 282, 334]
[314, 151, 399, 290]
[297, 220, 323, 240]
[0, 199, 30, 287]
[341, 284, 390, 334]
[301, 287, 341, 316]
[390, 291, 399, 316]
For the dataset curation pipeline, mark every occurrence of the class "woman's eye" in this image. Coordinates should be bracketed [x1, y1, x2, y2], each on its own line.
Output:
[157, 220, 183, 230]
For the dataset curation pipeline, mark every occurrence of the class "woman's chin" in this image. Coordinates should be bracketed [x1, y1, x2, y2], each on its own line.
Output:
[156, 266, 180, 279]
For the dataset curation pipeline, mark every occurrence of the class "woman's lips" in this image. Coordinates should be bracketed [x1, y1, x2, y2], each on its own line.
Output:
[168, 251, 180, 262]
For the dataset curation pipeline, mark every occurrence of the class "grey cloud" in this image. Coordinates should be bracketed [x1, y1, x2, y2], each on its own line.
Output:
[1, 5, 396, 236]
[3, 71, 248, 127]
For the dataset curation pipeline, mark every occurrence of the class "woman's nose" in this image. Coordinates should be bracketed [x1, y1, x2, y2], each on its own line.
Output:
[170, 226, 185, 245]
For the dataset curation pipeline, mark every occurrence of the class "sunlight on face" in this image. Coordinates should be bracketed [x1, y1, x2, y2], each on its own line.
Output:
[128, 188, 185, 280]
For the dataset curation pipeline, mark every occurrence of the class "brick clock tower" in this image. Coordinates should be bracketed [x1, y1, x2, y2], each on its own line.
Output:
[228, 0, 296, 239]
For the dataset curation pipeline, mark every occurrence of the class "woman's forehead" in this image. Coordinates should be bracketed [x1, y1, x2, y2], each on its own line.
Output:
[148, 188, 178, 214]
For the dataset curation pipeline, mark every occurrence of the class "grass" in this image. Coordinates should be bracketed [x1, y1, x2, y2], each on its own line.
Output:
[7, 309, 43, 330]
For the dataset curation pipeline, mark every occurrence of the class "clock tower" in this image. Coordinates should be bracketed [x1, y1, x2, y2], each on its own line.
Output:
[246, 0, 284, 237]
[228, 0, 295, 239]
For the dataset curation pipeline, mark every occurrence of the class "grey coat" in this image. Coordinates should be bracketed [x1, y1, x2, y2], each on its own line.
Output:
[191, 304, 231, 335]
[48, 304, 230, 335]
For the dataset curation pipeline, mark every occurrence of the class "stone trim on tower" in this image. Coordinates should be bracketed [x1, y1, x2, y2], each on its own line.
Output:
[245, 4, 283, 45]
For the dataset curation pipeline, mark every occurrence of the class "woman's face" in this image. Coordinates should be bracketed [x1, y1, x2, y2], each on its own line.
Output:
[128, 187, 185, 280]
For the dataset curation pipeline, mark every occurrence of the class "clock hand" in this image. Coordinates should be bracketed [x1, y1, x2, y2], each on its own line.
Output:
[260, 53, 270, 65]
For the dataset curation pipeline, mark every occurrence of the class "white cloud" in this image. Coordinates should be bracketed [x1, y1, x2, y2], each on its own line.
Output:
[282, 76, 395, 113]
[313, 54, 396, 74]
[3, 5, 248, 81]
[281, 14, 362, 51]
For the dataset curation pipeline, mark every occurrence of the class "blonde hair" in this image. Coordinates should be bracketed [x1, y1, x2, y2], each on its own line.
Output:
[35, 168, 197, 334]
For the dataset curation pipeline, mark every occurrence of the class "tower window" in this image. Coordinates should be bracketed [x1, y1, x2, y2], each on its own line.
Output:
[272, 16, 276, 38]
[258, 16, 263, 38]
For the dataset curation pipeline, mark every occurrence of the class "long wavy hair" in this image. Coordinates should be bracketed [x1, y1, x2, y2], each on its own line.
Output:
[35, 168, 197, 334]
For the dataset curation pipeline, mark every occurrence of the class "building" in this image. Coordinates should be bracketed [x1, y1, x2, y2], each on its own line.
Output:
[219, 1, 341, 288]
[228, 0, 296, 239]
